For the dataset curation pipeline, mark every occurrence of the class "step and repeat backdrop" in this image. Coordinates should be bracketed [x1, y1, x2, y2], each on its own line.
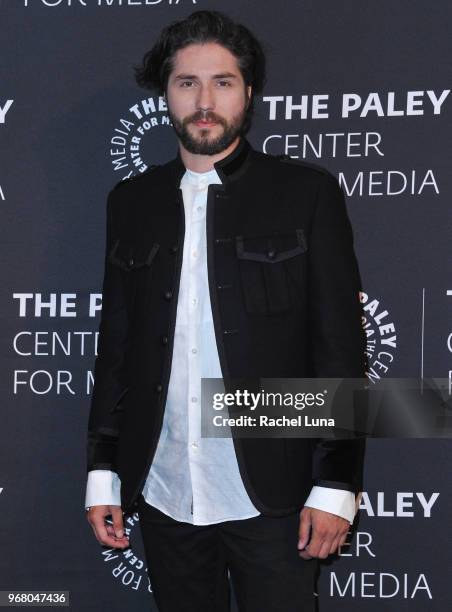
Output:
[1, 1, 451, 610]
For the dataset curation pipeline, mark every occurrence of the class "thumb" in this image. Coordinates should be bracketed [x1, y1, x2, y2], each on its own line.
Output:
[298, 508, 312, 549]
[110, 506, 125, 539]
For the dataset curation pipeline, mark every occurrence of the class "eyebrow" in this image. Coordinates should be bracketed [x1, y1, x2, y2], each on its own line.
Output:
[174, 73, 238, 80]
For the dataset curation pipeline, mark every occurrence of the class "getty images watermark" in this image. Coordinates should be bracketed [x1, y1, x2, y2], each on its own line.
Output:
[200, 378, 452, 439]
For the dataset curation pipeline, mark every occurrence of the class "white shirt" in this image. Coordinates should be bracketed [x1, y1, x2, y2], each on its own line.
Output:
[85, 167, 357, 524]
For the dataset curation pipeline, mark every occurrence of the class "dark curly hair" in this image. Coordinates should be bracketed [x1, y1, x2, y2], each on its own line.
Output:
[134, 10, 266, 133]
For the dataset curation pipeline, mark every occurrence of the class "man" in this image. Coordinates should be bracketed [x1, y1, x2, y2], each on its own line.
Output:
[85, 10, 366, 612]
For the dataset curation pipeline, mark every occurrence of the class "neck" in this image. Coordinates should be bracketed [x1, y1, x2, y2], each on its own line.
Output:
[179, 136, 241, 173]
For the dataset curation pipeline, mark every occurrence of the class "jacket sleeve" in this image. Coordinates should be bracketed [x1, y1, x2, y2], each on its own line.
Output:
[86, 189, 130, 473]
[308, 171, 367, 494]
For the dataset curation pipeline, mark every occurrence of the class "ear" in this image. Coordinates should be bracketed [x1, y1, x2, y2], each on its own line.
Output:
[246, 85, 252, 108]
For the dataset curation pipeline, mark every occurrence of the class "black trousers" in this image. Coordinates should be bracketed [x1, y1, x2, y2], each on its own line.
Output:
[136, 494, 319, 612]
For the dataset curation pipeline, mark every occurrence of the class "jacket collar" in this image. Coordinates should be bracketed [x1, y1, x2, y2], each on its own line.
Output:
[169, 136, 252, 186]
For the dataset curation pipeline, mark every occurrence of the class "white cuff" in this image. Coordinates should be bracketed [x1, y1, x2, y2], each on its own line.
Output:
[304, 485, 357, 524]
[85, 470, 121, 510]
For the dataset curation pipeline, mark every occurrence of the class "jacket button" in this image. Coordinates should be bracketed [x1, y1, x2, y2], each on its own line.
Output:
[267, 249, 276, 259]
[164, 290, 173, 300]
[128, 257, 135, 266]
[170, 245, 178, 254]
[161, 335, 168, 345]
[155, 383, 163, 393]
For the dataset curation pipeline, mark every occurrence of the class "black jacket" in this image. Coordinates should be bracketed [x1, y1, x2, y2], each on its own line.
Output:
[86, 136, 366, 516]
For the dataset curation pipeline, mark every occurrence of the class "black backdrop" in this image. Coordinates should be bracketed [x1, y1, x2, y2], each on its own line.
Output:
[1, 1, 451, 610]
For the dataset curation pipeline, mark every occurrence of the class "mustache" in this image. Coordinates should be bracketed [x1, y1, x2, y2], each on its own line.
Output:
[185, 111, 226, 125]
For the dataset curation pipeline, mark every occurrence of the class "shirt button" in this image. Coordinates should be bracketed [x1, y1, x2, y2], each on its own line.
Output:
[191, 441, 198, 448]
[197, 206, 202, 213]
[191, 396, 198, 403]
[192, 298, 198, 306]
[191, 347, 197, 354]
[192, 250, 198, 258]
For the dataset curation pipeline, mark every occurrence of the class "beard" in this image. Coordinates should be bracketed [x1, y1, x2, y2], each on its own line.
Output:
[168, 106, 247, 156]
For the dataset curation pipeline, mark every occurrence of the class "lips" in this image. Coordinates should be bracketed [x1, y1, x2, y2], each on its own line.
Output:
[193, 120, 217, 127]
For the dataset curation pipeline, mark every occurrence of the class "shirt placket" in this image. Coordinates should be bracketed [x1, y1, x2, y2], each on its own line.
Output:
[187, 179, 207, 520]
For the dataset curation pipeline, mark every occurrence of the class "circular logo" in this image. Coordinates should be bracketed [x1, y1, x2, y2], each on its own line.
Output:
[99, 511, 152, 594]
[360, 291, 397, 382]
[109, 96, 177, 180]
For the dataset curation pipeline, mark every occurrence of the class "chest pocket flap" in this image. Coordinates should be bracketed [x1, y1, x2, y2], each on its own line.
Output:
[235, 228, 307, 315]
[108, 238, 160, 271]
[236, 228, 307, 263]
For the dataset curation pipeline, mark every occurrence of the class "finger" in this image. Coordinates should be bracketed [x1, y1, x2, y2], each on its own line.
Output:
[315, 539, 334, 559]
[90, 513, 129, 549]
[105, 524, 127, 539]
[303, 525, 325, 558]
[298, 509, 312, 550]
[95, 525, 129, 548]
[319, 540, 333, 559]
[337, 529, 349, 551]
[306, 525, 336, 558]
[328, 533, 342, 556]
[110, 506, 126, 539]
[298, 549, 313, 560]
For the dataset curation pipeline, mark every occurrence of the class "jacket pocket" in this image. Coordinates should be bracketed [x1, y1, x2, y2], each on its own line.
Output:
[106, 238, 160, 332]
[108, 238, 160, 271]
[235, 229, 307, 315]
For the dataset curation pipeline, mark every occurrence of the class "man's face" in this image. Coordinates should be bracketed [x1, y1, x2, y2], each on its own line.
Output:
[165, 42, 252, 155]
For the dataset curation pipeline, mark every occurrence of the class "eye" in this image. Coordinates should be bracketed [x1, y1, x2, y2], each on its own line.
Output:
[180, 81, 194, 88]
[217, 80, 232, 87]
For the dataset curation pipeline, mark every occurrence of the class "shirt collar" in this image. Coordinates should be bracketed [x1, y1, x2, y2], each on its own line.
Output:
[180, 167, 222, 189]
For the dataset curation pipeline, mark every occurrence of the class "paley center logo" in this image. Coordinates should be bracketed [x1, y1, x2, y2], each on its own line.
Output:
[109, 96, 173, 180]
[360, 291, 397, 382]
[327, 490, 439, 601]
[99, 511, 153, 594]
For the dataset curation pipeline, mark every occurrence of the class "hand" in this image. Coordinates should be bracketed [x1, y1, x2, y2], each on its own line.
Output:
[297, 506, 349, 559]
[86, 505, 130, 549]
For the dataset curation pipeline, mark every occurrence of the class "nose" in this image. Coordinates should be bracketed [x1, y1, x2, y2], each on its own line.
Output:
[197, 83, 215, 112]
